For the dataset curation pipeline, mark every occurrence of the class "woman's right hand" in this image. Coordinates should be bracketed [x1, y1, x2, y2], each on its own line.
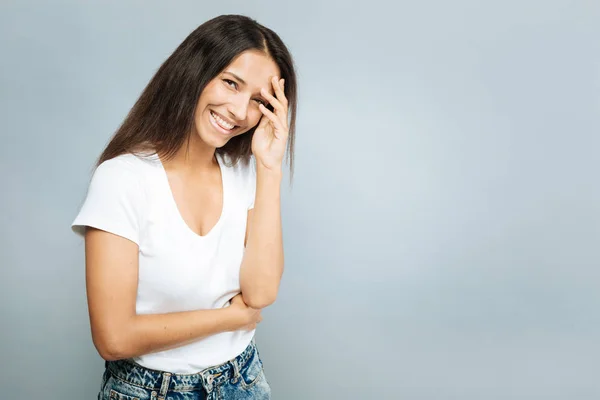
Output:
[229, 293, 263, 331]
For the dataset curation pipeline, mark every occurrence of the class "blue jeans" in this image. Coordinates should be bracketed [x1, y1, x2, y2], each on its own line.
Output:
[98, 340, 271, 399]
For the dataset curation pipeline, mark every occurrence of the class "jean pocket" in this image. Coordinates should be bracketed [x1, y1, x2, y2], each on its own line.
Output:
[102, 375, 149, 400]
[239, 350, 266, 389]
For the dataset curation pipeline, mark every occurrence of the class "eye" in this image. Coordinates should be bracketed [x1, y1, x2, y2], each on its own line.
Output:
[254, 98, 267, 106]
[223, 79, 238, 90]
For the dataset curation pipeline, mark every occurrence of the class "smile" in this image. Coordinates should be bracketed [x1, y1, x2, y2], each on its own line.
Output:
[210, 110, 237, 133]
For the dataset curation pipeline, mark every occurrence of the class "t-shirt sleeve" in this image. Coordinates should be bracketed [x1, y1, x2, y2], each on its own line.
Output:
[71, 159, 146, 245]
[247, 156, 257, 210]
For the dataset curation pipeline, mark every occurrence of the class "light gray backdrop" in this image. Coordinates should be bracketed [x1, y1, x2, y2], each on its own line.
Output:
[1, 1, 599, 399]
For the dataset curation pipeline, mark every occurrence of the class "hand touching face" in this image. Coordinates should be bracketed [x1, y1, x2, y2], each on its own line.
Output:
[193, 50, 281, 149]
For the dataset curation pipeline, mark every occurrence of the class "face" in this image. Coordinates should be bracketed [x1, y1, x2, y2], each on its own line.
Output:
[192, 50, 280, 148]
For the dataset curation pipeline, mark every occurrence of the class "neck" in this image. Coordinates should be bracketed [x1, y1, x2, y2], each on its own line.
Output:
[165, 134, 217, 172]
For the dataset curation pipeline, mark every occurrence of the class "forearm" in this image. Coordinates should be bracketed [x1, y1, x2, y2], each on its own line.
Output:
[94, 308, 238, 361]
[239, 166, 284, 308]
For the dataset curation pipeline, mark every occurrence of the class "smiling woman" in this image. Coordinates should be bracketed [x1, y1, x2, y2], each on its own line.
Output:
[70, 14, 298, 400]
[198, 50, 280, 147]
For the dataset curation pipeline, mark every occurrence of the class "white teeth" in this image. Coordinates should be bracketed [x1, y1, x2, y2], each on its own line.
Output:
[211, 111, 235, 130]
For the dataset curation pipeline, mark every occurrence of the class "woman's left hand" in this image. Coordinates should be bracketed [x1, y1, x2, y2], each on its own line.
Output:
[251, 76, 289, 172]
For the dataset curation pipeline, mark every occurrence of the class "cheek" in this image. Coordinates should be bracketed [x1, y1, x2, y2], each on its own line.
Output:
[214, 85, 232, 102]
[195, 105, 209, 125]
[235, 110, 262, 136]
[194, 107, 204, 123]
[201, 84, 228, 106]
[248, 108, 263, 126]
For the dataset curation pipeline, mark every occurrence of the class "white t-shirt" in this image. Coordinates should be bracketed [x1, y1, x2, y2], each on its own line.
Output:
[71, 152, 257, 373]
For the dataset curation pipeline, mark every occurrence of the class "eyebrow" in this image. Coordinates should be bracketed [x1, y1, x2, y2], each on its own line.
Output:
[223, 71, 247, 86]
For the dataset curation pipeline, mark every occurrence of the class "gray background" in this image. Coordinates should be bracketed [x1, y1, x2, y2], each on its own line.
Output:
[1, 0, 599, 399]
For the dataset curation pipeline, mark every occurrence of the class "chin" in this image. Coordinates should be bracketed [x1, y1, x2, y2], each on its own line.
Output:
[200, 133, 228, 149]
[194, 124, 226, 149]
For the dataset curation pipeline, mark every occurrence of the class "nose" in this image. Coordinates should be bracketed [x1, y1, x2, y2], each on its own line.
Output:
[226, 94, 249, 123]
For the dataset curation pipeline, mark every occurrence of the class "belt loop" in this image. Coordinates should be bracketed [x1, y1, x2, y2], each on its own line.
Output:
[230, 359, 241, 384]
[159, 372, 171, 398]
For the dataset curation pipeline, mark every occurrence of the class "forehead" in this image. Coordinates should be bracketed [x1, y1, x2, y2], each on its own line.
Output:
[224, 50, 280, 89]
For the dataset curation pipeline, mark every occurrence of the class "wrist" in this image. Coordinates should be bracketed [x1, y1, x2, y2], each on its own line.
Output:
[256, 167, 282, 191]
[222, 305, 246, 332]
[256, 163, 283, 180]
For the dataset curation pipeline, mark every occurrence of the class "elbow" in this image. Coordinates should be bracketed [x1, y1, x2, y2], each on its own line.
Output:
[245, 297, 276, 309]
[244, 291, 278, 309]
[92, 331, 129, 361]
[240, 265, 284, 309]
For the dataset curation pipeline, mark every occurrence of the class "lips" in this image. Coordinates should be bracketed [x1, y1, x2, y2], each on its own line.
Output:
[209, 110, 238, 134]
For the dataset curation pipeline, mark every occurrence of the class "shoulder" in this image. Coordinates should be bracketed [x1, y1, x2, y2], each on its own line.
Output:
[84, 153, 160, 206]
[72, 153, 157, 241]
[96, 153, 154, 176]
[92, 153, 160, 187]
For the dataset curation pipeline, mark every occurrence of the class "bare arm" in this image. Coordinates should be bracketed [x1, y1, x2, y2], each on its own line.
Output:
[239, 166, 284, 309]
[239, 76, 289, 309]
[85, 227, 261, 361]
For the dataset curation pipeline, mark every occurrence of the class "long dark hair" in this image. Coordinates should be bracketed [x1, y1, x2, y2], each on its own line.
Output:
[97, 14, 297, 177]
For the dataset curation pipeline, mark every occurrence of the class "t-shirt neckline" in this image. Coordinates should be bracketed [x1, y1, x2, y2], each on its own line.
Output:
[154, 153, 227, 240]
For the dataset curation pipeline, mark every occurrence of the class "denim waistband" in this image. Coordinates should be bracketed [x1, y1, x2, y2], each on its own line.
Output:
[105, 340, 256, 394]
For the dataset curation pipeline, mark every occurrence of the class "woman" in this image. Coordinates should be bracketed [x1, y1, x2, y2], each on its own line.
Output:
[71, 14, 297, 399]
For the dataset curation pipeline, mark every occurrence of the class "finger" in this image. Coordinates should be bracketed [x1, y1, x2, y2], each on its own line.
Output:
[279, 79, 289, 126]
[273, 76, 288, 109]
[259, 97, 287, 135]
[260, 87, 286, 121]
[256, 111, 270, 130]
[278, 78, 289, 110]
[258, 103, 286, 138]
